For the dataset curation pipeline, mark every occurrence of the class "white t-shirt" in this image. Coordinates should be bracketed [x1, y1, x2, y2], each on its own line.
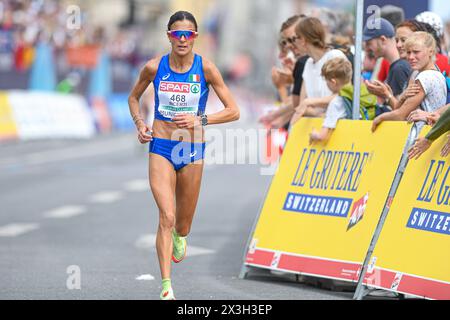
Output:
[302, 49, 347, 99]
[322, 96, 347, 129]
[415, 70, 447, 112]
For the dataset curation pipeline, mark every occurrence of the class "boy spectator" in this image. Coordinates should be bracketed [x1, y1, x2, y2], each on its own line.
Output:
[309, 57, 377, 143]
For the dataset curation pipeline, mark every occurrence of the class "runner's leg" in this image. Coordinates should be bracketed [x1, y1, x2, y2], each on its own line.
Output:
[175, 160, 204, 237]
[149, 153, 177, 280]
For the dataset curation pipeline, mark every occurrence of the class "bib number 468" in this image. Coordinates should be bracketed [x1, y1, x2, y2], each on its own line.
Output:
[170, 94, 186, 103]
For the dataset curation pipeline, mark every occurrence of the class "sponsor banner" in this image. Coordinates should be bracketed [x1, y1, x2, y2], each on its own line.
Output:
[364, 127, 450, 299]
[245, 118, 411, 282]
[7, 91, 96, 140]
[0, 92, 18, 141]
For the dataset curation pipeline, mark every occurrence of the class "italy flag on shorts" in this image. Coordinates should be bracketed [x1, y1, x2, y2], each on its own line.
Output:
[189, 74, 200, 82]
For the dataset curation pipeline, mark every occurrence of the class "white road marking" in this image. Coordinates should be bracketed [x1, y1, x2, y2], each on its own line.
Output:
[124, 179, 149, 192]
[0, 223, 40, 237]
[135, 234, 215, 257]
[89, 191, 124, 204]
[135, 234, 157, 249]
[44, 205, 87, 219]
[136, 274, 155, 281]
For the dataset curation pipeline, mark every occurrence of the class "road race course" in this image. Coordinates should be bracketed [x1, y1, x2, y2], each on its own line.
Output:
[0, 109, 356, 300]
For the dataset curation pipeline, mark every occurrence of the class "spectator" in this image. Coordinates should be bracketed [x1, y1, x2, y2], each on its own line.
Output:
[396, 19, 450, 76]
[287, 15, 309, 117]
[372, 32, 448, 132]
[270, 15, 305, 107]
[261, 14, 307, 129]
[365, 6, 404, 93]
[309, 57, 377, 144]
[408, 105, 450, 159]
[290, 17, 347, 126]
[271, 36, 294, 106]
[363, 18, 412, 105]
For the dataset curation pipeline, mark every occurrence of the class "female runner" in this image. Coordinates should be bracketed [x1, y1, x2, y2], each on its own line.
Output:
[128, 11, 239, 300]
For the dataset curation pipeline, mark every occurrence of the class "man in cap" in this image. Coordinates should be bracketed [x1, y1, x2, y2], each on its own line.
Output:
[363, 17, 412, 105]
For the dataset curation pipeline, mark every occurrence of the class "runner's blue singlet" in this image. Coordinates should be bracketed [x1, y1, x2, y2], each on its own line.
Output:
[153, 53, 209, 121]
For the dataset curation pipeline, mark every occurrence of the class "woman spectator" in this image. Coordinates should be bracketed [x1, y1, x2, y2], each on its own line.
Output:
[290, 17, 347, 125]
[395, 20, 450, 121]
[271, 35, 295, 106]
[270, 15, 306, 107]
[396, 19, 450, 75]
[260, 14, 308, 129]
[372, 32, 448, 132]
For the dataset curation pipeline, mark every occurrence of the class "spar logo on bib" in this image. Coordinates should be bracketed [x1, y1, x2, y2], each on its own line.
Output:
[159, 81, 190, 94]
[191, 84, 200, 94]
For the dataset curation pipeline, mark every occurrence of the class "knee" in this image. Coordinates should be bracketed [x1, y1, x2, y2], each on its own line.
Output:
[159, 211, 175, 231]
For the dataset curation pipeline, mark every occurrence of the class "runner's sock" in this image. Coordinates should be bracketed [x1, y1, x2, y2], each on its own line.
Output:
[160, 278, 175, 300]
[172, 229, 187, 263]
[162, 278, 171, 292]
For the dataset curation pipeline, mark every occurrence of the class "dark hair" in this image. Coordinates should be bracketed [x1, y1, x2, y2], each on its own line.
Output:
[280, 14, 306, 33]
[396, 19, 441, 53]
[168, 11, 198, 31]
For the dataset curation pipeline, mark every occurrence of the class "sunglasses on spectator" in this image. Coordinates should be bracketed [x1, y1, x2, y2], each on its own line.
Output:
[279, 36, 299, 48]
[167, 30, 198, 41]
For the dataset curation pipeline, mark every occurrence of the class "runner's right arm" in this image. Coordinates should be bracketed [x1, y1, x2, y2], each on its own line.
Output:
[128, 59, 159, 143]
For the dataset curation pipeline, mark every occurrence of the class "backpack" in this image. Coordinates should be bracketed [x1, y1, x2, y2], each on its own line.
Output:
[339, 84, 390, 120]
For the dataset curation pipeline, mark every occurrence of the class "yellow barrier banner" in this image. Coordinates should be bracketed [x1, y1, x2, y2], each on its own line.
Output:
[0, 92, 18, 141]
[363, 127, 450, 299]
[245, 119, 411, 282]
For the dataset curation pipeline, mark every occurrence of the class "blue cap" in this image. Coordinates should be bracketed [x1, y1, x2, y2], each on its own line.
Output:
[363, 17, 395, 41]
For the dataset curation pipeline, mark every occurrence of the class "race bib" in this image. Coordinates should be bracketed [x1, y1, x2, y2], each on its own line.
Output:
[158, 81, 201, 119]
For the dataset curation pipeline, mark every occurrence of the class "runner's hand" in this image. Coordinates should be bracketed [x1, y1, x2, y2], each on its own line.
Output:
[172, 114, 200, 129]
[137, 123, 152, 144]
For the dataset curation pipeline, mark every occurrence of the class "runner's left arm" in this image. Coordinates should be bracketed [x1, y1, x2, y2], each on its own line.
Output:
[172, 59, 240, 129]
[202, 59, 240, 125]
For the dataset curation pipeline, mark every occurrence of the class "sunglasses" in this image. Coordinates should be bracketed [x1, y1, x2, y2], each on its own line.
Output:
[279, 36, 299, 48]
[167, 30, 198, 41]
[285, 36, 299, 44]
